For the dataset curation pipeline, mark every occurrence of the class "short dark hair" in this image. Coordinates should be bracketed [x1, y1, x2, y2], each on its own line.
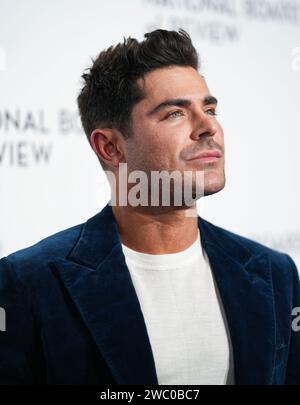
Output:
[77, 28, 199, 166]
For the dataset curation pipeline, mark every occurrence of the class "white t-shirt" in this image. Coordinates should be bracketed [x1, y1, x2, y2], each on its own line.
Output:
[121, 229, 235, 385]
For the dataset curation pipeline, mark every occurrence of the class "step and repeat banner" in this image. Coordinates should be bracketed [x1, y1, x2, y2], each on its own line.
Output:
[0, 0, 300, 268]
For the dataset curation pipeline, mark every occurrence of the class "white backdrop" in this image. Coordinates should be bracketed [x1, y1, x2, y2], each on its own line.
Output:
[0, 0, 300, 269]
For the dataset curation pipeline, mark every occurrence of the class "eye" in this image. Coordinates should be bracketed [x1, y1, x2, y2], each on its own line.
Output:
[165, 110, 184, 119]
[206, 108, 218, 116]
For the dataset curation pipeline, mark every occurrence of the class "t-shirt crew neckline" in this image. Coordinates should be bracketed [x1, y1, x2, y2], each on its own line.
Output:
[121, 229, 203, 269]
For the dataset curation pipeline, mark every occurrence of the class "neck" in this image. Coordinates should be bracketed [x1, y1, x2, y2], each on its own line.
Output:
[111, 203, 199, 254]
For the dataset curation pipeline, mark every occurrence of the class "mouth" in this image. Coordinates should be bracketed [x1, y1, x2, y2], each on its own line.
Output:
[186, 149, 222, 164]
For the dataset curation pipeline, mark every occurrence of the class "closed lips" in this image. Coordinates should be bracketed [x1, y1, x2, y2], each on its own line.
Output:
[188, 150, 222, 160]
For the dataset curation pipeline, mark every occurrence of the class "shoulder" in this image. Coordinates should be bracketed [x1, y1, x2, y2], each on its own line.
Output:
[0, 222, 84, 285]
[200, 217, 299, 283]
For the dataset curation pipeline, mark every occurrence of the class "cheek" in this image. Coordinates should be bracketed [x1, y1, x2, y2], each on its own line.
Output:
[130, 120, 190, 169]
[126, 133, 168, 170]
[143, 126, 174, 158]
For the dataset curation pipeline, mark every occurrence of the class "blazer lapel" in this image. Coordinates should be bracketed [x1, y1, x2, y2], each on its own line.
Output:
[198, 217, 276, 384]
[50, 203, 159, 384]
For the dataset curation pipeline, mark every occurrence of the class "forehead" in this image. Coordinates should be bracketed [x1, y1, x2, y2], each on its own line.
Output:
[136, 66, 210, 109]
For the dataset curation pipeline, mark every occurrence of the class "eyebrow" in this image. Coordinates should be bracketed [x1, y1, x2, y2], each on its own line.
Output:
[147, 95, 218, 117]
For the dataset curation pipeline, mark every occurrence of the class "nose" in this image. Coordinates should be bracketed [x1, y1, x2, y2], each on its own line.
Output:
[190, 109, 218, 141]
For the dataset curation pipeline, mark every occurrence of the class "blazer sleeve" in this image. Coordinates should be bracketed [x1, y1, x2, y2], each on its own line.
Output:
[0, 256, 41, 384]
[285, 254, 300, 384]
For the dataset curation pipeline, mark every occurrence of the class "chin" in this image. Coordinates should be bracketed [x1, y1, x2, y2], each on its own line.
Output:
[203, 175, 226, 196]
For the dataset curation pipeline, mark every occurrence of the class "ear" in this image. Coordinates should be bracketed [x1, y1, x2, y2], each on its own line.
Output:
[90, 128, 126, 169]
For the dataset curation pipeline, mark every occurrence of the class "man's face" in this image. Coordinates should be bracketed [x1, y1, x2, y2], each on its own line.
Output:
[124, 65, 225, 201]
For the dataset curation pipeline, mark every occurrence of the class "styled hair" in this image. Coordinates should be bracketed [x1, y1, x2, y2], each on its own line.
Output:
[77, 28, 199, 166]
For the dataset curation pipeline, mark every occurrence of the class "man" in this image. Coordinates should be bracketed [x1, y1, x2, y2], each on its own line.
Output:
[0, 29, 299, 385]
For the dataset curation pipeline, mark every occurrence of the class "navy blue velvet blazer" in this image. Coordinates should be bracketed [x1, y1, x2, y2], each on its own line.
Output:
[0, 202, 299, 385]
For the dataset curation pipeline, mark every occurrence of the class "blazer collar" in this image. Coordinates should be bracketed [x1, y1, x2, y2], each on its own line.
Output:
[51, 202, 276, 385]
